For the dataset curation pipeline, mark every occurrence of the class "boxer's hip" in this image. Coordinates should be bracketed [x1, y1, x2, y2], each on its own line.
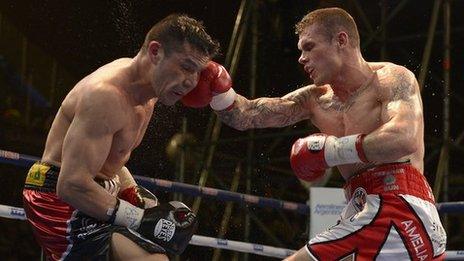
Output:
[22, 162, 122, 260]
[343, 162, 435, 204]
[23, 161, 119, 194]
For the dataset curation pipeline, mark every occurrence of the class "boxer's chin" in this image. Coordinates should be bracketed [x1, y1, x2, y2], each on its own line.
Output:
[159, 94, 178, 106]
[160, 99, 176, 106]
[313, 75, 327, 86]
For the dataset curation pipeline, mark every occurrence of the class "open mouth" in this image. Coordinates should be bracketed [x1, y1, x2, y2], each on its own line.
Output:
[305, 66, 315, 78]
[309, 68, 315, 77]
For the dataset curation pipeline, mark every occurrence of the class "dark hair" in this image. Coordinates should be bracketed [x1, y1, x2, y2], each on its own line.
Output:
[141, 14, 220, 58]
[295, 7, 360, 48]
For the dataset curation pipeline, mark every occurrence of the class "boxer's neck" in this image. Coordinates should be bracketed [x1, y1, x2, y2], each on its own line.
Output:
[126, 52, 157, 104]
[331, 53, 374, 102]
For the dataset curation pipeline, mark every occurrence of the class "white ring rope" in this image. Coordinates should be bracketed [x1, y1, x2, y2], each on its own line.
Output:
[0, 204, 295, 258]
[1, 204, 463, 259]
[1, 148, 464, 259]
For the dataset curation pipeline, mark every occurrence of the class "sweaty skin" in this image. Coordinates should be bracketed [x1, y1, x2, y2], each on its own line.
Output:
[216, 26, 424, 181]
[214, 14, 432, 261]
[42, 43, 209, 221]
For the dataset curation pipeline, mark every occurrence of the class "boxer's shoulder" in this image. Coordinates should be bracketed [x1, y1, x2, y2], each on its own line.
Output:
[374, 63, 417, 101]
[293, 84, 329, 100]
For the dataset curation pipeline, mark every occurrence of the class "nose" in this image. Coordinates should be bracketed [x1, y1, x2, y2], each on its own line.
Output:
[298, 53, 308, 65]
[184, 72, 199, 91]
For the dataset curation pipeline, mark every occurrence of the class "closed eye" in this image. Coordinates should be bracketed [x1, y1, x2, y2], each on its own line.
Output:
[302, 42, 315, 52]
[181, 64, 195, 73]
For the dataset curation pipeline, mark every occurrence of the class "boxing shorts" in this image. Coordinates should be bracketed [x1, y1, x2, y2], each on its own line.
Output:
[22, 162, 165, 261]
[306, 162, 447, 261]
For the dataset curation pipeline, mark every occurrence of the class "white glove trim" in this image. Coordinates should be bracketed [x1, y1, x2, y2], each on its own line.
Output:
[210, 88, 236, 111]
[324, 134, 363, 167]
[114, 199, 144, 230]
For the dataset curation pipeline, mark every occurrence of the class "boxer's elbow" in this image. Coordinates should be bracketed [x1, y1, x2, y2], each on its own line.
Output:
[56, 178, 74, 203]
[56, 175, 90, 203]
[397, 137, 418, 156]
[389, 127, 418, 157]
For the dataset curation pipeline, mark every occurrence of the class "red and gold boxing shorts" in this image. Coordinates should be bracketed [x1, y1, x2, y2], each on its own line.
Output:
[22, 162, 164, 261]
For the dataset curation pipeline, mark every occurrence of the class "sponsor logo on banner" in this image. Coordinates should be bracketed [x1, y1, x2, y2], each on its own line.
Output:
[310, 187, 346, 238]
[154, 219, 175, 242]
[313, 204, 345, 216]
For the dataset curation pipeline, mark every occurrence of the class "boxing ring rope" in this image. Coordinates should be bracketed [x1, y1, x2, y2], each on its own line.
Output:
[1, 149, 464, 259]
[0, 203, 295, 258]
[0, 149, 309, 215]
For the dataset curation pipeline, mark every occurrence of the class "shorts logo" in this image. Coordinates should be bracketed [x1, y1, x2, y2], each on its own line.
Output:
[383, 174, 399, 191]
[25, 164, 50, 186]
[352, 187, 367, 212]
[154, 218, 175, 242]
[383, 174, 396, 185]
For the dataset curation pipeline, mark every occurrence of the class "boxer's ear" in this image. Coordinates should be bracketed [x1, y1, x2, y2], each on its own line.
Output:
[335, 32, 348, 48]
[148, 41, 162, 64]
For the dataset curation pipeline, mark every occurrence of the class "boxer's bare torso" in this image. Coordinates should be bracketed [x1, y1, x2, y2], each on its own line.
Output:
[217, 62, 424, 180]
[306, 62, 423, 178]
[42, 58, 155, 179]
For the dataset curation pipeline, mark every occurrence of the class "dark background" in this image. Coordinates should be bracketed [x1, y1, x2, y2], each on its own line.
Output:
[0, 0, 463, 260]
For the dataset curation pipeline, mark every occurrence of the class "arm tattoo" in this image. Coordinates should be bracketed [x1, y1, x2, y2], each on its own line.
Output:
[391, 70, 415, 102]
[216, 90, 312, 130]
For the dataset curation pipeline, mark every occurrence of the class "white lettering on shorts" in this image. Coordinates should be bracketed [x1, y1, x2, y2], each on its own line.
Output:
[401, 220, 428, 260]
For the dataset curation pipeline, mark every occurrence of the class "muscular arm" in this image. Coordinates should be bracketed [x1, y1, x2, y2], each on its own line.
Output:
[216, 86, 313, 130]
[363, 66, 423, 162]
[56, 87, 125, 221]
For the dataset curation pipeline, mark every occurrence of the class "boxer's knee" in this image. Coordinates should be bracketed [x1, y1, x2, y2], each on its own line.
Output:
[110, 232, 168, 261]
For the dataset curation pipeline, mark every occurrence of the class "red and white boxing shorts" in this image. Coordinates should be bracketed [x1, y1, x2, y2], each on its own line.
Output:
[306, 162, 447, 261]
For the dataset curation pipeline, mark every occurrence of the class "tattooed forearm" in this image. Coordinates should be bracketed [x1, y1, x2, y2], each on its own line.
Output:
[216, 90, 312, 130]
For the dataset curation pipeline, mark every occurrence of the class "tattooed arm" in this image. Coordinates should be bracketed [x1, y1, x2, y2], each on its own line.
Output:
[216, 86, 313, 130]
[363, 65, 424, 163]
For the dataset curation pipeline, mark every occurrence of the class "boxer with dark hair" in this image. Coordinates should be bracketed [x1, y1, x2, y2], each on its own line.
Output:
[23, 14, 219, 261]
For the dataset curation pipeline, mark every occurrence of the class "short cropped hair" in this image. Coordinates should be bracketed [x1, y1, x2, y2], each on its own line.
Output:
[141, 14, 220, 57]
[295, 7, 360, 48]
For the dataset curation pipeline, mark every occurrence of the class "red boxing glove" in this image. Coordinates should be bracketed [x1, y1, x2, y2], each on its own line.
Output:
[290, 133, 368, 182]
[181, 61, 236, 110]
[290, 134, 329, 181]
